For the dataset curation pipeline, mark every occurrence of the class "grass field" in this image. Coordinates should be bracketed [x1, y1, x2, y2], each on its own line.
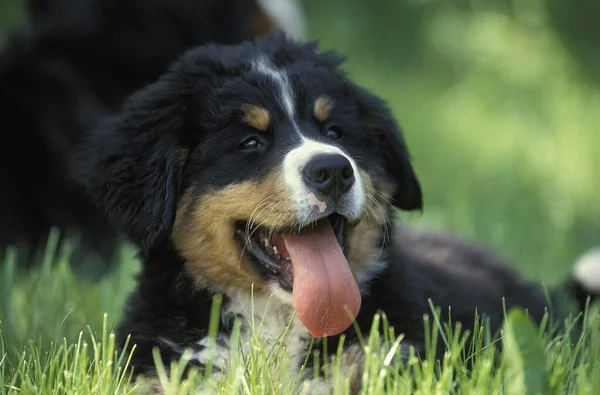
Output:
[1, 0, 599, 393]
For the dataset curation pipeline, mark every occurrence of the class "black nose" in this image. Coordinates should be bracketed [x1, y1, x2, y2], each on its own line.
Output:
[302, 154, 355, 202]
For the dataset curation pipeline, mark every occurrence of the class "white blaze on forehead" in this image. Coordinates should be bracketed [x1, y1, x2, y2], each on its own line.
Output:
[251, 56, 365, 221]
[252, 56, 296, 122]
[283, 137, 366, 222]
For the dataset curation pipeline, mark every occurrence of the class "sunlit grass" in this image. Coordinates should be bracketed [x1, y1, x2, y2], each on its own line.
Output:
[0, 231, 139, 351]
[2, 245, 600, 394]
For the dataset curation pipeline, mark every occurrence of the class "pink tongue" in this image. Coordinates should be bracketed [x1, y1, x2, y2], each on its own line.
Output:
[278, 221, 361, 338]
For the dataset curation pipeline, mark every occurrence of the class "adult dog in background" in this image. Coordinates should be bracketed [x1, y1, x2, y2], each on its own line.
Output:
[0, 0, 305, 273]
[74, 32, 599, 390]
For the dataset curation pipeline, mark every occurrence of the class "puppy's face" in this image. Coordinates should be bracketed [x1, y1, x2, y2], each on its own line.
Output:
[76, 34, 421, 337]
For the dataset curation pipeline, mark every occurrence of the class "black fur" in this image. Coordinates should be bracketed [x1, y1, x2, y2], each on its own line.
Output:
[73, 33, 597, 386]
[352, 87, 423, 211]
[0, 0, 277, 272]
[114, 248, 216, 373]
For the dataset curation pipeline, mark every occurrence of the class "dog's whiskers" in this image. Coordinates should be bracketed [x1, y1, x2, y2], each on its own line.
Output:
[246, 200, 285, 242]
[238, 197, 279, 268]
[365, 193, 391, 260]
[246, 196, 275, 233]
[365, 184, 393, 205]
[267, 211, 288, 242]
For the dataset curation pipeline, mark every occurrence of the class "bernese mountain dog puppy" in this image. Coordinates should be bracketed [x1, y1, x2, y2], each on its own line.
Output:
[73, 32, 599, 390]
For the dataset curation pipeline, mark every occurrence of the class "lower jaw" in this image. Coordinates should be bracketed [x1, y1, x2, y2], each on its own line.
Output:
[244, 261, 293, 292]
[276, 276, 293, 292]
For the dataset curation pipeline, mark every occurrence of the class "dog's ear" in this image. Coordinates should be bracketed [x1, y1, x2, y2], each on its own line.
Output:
[72, 76, 190, 253]
[353, 86, 423, 211]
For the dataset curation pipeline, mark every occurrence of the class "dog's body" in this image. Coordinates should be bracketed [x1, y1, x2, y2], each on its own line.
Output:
[0, 0, 303, 272]
[115, 226, 555, 380]
[74, 33, 598, 390]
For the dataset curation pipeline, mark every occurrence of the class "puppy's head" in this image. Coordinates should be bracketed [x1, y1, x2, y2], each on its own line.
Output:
[75, 33, 421, 338]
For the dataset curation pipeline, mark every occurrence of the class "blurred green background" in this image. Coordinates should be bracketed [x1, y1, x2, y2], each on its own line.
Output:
[300, 0, 600, 285]
[0, 0, 598, 346]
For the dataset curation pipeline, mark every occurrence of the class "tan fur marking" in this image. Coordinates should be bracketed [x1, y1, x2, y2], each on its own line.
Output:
[346, 170, 393, 274]
[172, 171, 294, 291]
[172, 164, 393, 293]
[242, 105, 270, 131]
[314, 96, 334, 122]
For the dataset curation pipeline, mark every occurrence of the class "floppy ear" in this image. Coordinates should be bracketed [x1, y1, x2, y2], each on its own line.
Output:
[72, 78, 189, 253]
[353, 86, 423, 211]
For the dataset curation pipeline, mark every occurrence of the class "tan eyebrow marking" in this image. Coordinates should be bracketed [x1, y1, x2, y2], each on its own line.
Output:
[242, 104, 270, 131]
[314, 96, 334, 122]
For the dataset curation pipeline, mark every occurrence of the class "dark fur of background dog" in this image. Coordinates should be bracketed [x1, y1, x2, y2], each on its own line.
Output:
[0, 0, 304, 275]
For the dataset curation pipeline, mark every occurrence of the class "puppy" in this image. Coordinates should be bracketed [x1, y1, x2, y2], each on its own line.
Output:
[73, 32, 598, 389]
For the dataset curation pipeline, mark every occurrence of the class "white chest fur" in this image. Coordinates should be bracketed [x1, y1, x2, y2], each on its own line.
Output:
[220, 288, 314, 373]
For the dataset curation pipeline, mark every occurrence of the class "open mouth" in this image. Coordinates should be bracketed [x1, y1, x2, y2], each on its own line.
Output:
[234, 213, 346, 291]
[234, 212, 361, 338]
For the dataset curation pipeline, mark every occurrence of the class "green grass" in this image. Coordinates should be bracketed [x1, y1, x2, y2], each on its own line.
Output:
[2, 239, 600, 394]
[1, 0, 599, 393]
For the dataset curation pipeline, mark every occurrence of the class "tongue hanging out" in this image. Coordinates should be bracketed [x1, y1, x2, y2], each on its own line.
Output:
[274, 220, 362, 338]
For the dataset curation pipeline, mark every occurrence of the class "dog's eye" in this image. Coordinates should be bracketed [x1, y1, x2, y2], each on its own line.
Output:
[237, 137, 262, 151]
[324, 125, 343, 140]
